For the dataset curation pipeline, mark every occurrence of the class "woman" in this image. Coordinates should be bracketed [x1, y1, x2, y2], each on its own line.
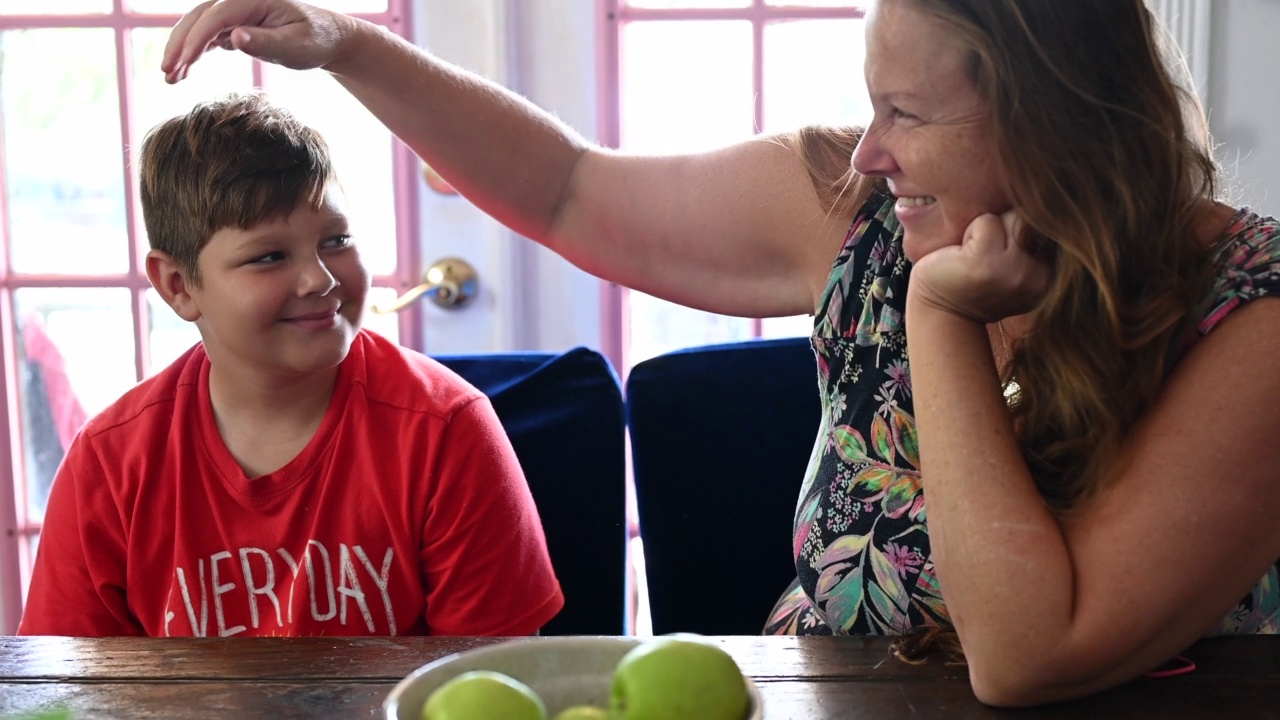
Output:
[164, 0, 1280, 706]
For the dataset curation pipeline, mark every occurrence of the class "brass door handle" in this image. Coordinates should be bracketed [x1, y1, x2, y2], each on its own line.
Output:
[372, 257, 479, 314]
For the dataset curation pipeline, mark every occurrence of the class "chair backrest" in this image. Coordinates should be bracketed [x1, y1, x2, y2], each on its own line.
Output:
[626, 337, 821, 635]
[434, 347, 628, 636]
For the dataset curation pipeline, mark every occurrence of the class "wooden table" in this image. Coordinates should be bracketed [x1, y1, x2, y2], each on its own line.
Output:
[0, 635, 1275, 719]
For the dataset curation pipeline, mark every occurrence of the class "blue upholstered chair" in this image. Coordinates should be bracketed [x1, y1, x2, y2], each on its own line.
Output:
[434, 347, 628, 636]
[625, 337, 821, 635]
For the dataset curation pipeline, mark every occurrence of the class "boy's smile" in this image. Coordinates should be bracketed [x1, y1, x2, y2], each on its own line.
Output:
[282, 305, 343, 330]
[172, 183, 370, 384]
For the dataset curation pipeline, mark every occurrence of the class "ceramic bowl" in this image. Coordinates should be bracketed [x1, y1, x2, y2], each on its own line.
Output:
[383, 636, 763, 719]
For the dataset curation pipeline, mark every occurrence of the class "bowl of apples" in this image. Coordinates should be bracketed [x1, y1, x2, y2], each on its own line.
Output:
[383, 635, 763, 720]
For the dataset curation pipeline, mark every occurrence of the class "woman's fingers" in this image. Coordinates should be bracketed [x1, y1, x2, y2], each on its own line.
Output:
[962, 213, 1009, 256]
[163, 0, 342, 82]
[912, 210, 1049, 322]
[162, 0, 214, 73]
[214, 29, 237, 52]
[162, 0, 221, 82]
[164, 0, 300, 83]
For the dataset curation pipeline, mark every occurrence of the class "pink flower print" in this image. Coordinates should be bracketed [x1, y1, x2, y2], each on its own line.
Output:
[870, 241, 892, 271]
[886, 359, 912, 396]
[885, 542, 924, 578]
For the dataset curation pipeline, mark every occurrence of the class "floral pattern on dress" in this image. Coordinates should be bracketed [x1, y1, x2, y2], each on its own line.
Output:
[764, 199, 1280, 638]
[765, 196, 944, 636]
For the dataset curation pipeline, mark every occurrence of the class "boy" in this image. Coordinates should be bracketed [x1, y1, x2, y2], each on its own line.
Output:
[18, 94, 563, 637]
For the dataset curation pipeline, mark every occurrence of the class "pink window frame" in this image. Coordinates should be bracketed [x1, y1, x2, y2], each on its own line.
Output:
[0, 0, 420, 633]
[595, 0, 867, 372]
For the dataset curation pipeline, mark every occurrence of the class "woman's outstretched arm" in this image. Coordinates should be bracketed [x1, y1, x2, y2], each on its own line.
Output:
[164, 0, 859, 318]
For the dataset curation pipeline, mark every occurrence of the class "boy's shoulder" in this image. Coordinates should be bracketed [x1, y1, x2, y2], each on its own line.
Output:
[79, 344, 205, 440]
[349, 330, 487, 421]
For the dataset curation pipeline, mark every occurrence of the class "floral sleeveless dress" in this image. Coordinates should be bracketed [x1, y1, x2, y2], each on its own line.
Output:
[763, 197, 1280, 637]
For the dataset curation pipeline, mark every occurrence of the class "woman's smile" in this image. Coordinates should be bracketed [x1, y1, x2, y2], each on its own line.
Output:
[894, 194, 939, 222]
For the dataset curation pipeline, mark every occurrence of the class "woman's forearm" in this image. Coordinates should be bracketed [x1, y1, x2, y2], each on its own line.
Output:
[325, 18, 588, 246]
[905, 297, 1082, 702]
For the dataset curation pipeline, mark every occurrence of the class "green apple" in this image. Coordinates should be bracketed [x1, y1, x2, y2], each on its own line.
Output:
[551, 706, 608, 720]
[610, 638, 750, 720]
[422, 670, 547, 720]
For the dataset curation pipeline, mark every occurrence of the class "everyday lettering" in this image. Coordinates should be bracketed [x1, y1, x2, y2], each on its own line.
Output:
[165, 539, 397, 636]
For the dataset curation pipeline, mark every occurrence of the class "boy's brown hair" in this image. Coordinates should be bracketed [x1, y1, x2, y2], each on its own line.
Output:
[138, 93, 334, 286]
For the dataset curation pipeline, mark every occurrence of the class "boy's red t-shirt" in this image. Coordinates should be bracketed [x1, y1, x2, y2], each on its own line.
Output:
[19, 330, 563, 637]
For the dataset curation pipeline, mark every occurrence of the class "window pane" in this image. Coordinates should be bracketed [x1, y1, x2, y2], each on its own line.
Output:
[15, 289, 136, 520]
[766, 0, 866, 6]
[15, 313, 84, 522]
[16, 289, 137, 416]
[763, 18, 869, 132]
[621, 20, 755, 360]
[620, 21, 754, 152]
[126, 0, 387, 11]
[759, 17, 868, 339]
[761, 314, 814, 339]
[1, 29, 129, 274]
[302, 0, 389, 11]
[624, 0, 748, 7]
[24, 533, 38, 601]
[261, 65, 398, 277]
[0, 0, 108, 13]
[629, 292, 754, 362]
[363, 287, 401, 344]
[130, 28, 254, 144]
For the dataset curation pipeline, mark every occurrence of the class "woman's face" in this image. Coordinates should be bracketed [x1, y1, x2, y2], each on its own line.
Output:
[851, 0, 1012, 263]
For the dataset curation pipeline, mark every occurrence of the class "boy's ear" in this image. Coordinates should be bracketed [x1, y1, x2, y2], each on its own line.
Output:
[145, 250, 201, 322]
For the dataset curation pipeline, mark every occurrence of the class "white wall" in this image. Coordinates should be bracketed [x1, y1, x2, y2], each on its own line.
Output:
[1209, 0, 1280, 214]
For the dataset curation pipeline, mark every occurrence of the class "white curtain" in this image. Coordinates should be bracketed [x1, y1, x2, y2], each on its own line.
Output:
[1147, 0, 1212, 102]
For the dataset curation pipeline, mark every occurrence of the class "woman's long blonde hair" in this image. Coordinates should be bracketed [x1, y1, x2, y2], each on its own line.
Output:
[797, 0, 1220, 514]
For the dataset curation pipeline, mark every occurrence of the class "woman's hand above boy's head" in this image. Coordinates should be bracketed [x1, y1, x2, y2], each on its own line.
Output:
[907, 209, 1051, 325]
[163, 0, 356, 84]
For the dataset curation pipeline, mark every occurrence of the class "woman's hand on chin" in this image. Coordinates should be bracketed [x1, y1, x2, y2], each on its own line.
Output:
[908, 210, 1051, 323]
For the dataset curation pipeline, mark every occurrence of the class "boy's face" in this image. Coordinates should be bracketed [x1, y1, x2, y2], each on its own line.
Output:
[184, 184, 369, 380]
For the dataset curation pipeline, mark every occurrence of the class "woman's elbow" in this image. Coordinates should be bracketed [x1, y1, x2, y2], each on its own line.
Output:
[969, 671, 1052, 708]
[966, 659, 1114, 708]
